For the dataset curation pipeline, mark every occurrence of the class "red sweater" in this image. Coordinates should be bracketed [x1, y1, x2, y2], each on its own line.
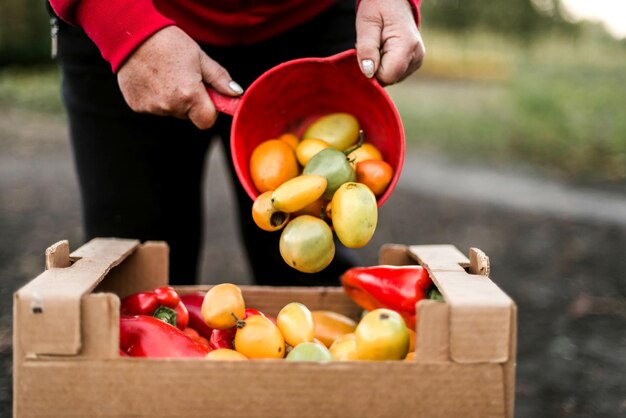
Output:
[49, 0, 421, 73]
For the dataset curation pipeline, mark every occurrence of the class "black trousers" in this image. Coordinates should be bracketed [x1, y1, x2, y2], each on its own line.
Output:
[54, 1, 361, 286]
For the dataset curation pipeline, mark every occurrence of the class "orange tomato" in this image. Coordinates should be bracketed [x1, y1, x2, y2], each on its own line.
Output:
[324, 200, 333, 221]
[249, 139, 299, 193]
[292, 198, 328, 219]
[347, 143, 383, 166]
[278, 133, 300, 150]
[355, 159, 393, 197]
[311, 310, 357, 347]
[252, 191, 289, 232]
[234, 314, 286, 359]
[408, 328, 416, 353]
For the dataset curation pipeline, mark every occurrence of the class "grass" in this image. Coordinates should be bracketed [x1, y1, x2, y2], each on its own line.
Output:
[1, 29, 625, 182]
[0, 65, 63, 114]
[389, 28, 626, 182]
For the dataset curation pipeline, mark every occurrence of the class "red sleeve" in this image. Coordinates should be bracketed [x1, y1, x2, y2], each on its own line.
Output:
[48, 0, 175, 73]
[410, 0, 421, 27]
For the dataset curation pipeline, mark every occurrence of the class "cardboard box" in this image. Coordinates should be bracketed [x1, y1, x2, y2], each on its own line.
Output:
[13, 238, 516, 418]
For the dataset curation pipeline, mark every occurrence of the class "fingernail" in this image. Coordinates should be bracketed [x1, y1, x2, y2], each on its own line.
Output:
[229, 80, 244, 95]
[361, 59, 375, 78]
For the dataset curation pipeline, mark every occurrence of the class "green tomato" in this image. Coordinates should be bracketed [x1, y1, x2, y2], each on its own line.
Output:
[286, 342, 333, 362]
[303, 148, 356, 200]
[279, 215, 335, 273]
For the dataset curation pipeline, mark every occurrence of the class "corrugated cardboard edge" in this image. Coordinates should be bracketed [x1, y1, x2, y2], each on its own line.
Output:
[14, 238, 140, 355]
[16, 360, 507, 418]
[380, 243, 516, 418]
[407, 244, 514, 364]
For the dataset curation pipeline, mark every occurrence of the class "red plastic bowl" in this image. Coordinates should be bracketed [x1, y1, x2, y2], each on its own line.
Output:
[208, 49, 405, 207]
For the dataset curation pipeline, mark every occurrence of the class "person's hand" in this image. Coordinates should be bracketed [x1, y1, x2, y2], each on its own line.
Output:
[117, 26, 243, 129]
[355, 0, 425, 85]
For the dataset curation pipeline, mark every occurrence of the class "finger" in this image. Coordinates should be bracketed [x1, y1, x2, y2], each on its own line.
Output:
[355, 9, 383, 78]
[199, 53, 243, 97]
[186, 87, 218, 130]
[378, 31, 425, 85]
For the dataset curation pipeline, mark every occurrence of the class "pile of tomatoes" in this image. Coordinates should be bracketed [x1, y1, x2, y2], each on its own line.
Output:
[250, 112, 394, 273]
[201, 283, 415, 361]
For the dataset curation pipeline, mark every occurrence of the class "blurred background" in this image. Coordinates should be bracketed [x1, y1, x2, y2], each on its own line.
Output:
[1, 0, 625, 417]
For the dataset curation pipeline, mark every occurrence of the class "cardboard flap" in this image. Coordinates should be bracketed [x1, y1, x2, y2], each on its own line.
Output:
[408, 244, 469, 272]
[408, 245, 514, 363]
[15, 238, 139, 355]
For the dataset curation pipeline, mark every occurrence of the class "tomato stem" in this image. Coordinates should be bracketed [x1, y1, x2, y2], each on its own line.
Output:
[232, 312, 246, 328]
[343, 130, 365, 156]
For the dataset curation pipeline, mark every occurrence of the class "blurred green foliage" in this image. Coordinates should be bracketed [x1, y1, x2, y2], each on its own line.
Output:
[421, 0, 576, 40]
[389, 28, 626, 182]
[0, 66, 62, 113]
[0, 0, 51, 65]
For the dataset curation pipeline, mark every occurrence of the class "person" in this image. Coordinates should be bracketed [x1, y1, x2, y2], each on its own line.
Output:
[46, 0, 425, 286]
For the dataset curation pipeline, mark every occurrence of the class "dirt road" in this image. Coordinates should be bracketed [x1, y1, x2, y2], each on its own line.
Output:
[1, 107, 624, 417]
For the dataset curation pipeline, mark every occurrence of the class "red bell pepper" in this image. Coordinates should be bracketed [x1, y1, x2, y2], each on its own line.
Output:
[119, 315, 211, 358]
[153, 286, 181, 308]
[120, 286, 189, 330]
[174, 302, 190, 330]
[340, 265, 433, 330]
[209, 327, 237, 350]
[179, 292, 213, 340]
[120, 291, 159, 316]
[244, 307, 277, 324]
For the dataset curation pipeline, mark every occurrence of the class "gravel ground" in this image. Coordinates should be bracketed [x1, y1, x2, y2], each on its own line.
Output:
[1, 107, 624, 418]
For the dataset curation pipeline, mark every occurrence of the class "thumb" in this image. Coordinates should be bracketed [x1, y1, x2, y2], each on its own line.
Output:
[355, 8, 383, 78]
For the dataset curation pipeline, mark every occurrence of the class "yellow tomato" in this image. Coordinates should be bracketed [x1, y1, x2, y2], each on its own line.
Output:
[331, 182, 378, 248]
[252, 191, 290, 231]
[271, 174, 327, 213]
[303, 113, 360, 151]
[279, 215, 335, 273]
[276, 302, 315, 346]
[295, 138, 330, 167]
[311, 310, 357, 348]
[355, 309, 410, 360]
[408, 328, 416, 353]
[329, 333, 359, 361]
[206, 348, 248, 361]
[234, 314, 285, 359]
[346, 143, 383, 166]
[201, 283, 245, 329]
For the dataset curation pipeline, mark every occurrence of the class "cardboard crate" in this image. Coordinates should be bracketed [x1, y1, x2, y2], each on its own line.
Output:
[14, 238, 516, 418]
